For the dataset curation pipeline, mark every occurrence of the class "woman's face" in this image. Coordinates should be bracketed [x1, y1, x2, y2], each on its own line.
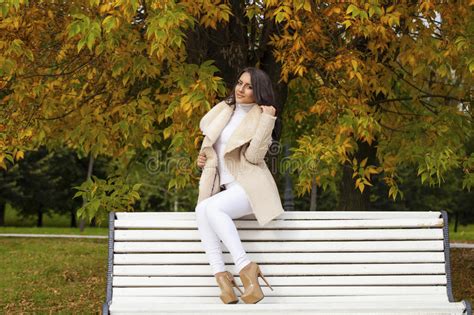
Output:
[234, 72, 255, 104]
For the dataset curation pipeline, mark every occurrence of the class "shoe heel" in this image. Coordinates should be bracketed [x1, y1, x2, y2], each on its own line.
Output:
[230, 278, 244, 295]
[216, 272, 239, 304]
[257, 269, 273, 291]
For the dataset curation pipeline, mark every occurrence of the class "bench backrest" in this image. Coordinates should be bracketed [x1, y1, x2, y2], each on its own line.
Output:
[104, 210, 454, 306]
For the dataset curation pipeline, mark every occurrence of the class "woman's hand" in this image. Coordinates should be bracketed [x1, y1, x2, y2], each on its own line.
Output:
[197, 152, 207, 168]
[260, 105, 276, 116]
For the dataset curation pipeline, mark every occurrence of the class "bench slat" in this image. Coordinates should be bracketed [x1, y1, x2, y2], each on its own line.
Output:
[114, 240, 444, 253]
[114, 229, 443, 241]
[113, 275, 448, 287]
[112, 286, 448, 297]
[114, 218, 444, 229]
[115, 211, 442, 220]
[113, 263, 446, 276]
[109, 302, 466, 315]
[113, 252, 446, 264]
[109, 295, 451, 304]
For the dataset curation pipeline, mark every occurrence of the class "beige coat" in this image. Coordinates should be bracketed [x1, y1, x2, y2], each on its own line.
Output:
[197, 100, 285, 226]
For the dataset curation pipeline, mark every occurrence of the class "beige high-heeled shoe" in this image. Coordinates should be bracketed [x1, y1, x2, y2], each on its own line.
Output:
[238, 262, 274, 304]
[214, 271, 244, 304]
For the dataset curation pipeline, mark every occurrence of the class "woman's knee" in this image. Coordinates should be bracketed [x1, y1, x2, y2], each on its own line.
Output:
[195, 199, 209, 220]
[205, 199, 224, 219]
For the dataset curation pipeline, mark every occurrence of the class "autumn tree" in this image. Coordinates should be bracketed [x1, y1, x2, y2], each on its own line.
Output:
[274, 1, 473, 210]
[1, 0, 472, 222]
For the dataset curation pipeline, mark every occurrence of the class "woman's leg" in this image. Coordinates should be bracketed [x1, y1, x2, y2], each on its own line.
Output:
[204, 181, 254, 273]
[195, 197, 226, 275]
[195, 181, 254, 274]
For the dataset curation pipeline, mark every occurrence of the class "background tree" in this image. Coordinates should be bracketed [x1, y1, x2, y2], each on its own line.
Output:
[0, 164, 22, 226]
[272, 1, 473, 210]
[1, 1, 472, 223]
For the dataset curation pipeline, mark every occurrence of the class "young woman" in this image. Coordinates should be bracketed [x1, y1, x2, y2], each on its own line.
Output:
[195, 67, 285, 304]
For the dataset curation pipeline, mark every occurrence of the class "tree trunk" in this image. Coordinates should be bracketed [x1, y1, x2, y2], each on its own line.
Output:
[0, 202, 5, 226]
[310, 177, 317, 211]
[37, 207, 43, 227]
[174, 186, 179, 212]
[454, 212, 459, 233]
[70, 209, 77, 228]
[79, 153, 94, 232]
[337, 138, 378, 211]
[283, 143, 295, 211]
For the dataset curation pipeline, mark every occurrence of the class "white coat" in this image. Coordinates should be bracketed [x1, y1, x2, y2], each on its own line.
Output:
[197, 100, 285, 226]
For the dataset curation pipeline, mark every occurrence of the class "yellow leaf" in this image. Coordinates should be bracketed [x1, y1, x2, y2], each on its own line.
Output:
[303, 1, 312, 12]
[182, 102, 191, 112]
[363, 178, 373, 186]
[142, 137, 150, 148]
[163, 127, 171, 139]
[367, 167, 379, 174]
[351, 59, 358, 71]
[15, 151, 24, 160]
[342, 20, 351, 29]
[358, 182, 365, 193]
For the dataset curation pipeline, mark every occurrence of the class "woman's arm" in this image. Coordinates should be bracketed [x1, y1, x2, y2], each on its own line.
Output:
[243, 112, 277, 165]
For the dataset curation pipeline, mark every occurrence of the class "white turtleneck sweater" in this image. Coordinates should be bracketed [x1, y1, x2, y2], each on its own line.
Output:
[213, 102, 255, 186]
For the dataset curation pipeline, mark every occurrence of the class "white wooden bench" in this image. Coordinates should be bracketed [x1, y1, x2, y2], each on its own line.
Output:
[102, 210, 472, 314]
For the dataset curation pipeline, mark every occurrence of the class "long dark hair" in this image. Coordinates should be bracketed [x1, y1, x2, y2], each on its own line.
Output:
[224, 67, 282, 142]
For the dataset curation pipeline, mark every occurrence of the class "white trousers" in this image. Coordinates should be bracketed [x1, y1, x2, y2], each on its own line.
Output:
[195, 180, 253, 275]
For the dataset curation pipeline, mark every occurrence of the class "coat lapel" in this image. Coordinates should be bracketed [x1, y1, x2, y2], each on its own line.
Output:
[200, 102, 261, 155]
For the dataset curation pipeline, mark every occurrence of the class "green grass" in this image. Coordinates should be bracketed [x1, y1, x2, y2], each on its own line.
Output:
[448, 221, 474, 242]
[0, 237, 472, 312]
[1, 237, 107, 313]
[0, 226, 108, 235]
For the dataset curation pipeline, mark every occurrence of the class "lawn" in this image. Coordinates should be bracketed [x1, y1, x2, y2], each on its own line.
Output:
[1, 237, 107, 313]
[0, 226, 108, 236]
[0, 237, 473, 313]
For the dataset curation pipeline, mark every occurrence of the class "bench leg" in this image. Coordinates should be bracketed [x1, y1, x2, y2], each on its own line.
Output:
[464, 299, 472, 315]
[102, 302, 109, 315]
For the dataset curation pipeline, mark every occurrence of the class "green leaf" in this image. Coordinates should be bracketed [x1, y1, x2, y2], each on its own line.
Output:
[102, 15, 116, 33]
[86, 33, 96, 52]
[89, 199, 101, 212]
[346, 4, 356, 14]
[73, 191, 83, 199]
[275, 12, 286, 23]
[68, 22, 81, 38]
[77, 38, 86, 52]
